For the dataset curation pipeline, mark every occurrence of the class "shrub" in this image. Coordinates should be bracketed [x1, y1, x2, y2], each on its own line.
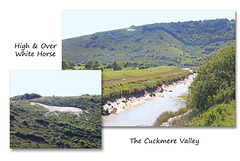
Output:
[189, 46, 235, 112]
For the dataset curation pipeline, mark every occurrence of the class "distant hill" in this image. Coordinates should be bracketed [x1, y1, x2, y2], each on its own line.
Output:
[62, 19, 235, 66]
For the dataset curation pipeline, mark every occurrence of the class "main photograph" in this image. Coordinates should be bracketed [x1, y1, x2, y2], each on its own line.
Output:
[62, 11, 236, 127]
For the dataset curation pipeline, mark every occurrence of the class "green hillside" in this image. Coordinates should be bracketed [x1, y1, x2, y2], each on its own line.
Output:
[154, 45, 236, 127]
[10, 94, 101, 149]
[189, 45, 235, 112]
[189, 45, 235, 126]
[62, 19, 235, 66]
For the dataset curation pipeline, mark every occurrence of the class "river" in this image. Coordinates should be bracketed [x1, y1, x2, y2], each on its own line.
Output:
[103, 73, 196, 127]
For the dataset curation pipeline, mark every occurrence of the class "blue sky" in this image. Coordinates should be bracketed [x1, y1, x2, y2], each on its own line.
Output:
[10, 70, 101, 97]
[62, 10, 235, 39]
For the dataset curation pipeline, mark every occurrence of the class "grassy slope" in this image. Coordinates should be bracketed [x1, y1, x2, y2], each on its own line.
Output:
[190, 100, 235, 126]
[63, 19, 235, 66]
[10, 95, 101, 149]
[154, 100, 235, 127]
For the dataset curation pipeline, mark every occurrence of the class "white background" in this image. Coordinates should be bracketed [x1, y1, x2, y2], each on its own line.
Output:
[0, 0, 239, 160]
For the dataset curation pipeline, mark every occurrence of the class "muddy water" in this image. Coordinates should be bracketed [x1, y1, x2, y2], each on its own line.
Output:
[103, 74, 196, 127]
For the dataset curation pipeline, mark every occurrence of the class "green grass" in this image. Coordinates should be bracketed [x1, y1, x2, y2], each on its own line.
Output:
[103, 66, 174, 79]
[73, 66, 85, 70]
[154, 107, 190, 127]
[190, 100, 235, 126]
[175, 93, 188, 104]
[103, 66, 178, 86]
[154, 99, 235, 127]
[102, 66, 190, 98]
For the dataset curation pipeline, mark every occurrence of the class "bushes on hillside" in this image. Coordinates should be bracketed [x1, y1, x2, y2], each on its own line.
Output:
[11, 93, 42, 101]
[189, 45, 235, 112]
[10, 95, 102, 148]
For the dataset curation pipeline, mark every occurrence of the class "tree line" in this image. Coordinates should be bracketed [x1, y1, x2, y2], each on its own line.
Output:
[11, 93, 42, 101]
[62, 60, 154, 71]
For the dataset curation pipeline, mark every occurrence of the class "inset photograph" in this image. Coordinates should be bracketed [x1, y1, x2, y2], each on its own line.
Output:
[10, 70, 102, 149]
[62, 11, 235, 127]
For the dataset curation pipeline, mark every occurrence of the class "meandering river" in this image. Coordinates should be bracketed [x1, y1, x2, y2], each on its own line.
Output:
[103, 73, 196, 127]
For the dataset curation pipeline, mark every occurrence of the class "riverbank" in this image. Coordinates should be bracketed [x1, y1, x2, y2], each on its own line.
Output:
[102, 66, 191, 103]
[102, 71, 196, 116]
[154, 108, 193, 127]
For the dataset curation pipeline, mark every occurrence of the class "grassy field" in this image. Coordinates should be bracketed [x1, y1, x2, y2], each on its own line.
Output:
[101, 66, 190, 99]
[103, 66, 176, 86]
[73, 65, 85, 70]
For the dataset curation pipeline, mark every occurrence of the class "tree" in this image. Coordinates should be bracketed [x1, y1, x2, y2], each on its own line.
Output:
[139, 62, 151, 69]
[106, 63, 113, 69]
[112, 61, 123, 71]
[62, 60, 70, 70]
[85, 60, 102, 70]
[68, 61, 76, 68]
[132, 62, 139, 70]
[10, 93, 42, 101]
[167, 62, 175, 66]
[112, 61, 118, 71]
[189, 45, 235, 112]
[93, 60, 101, 70]
[85, 60, 94, 69]
[124, 62, 132, 68]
